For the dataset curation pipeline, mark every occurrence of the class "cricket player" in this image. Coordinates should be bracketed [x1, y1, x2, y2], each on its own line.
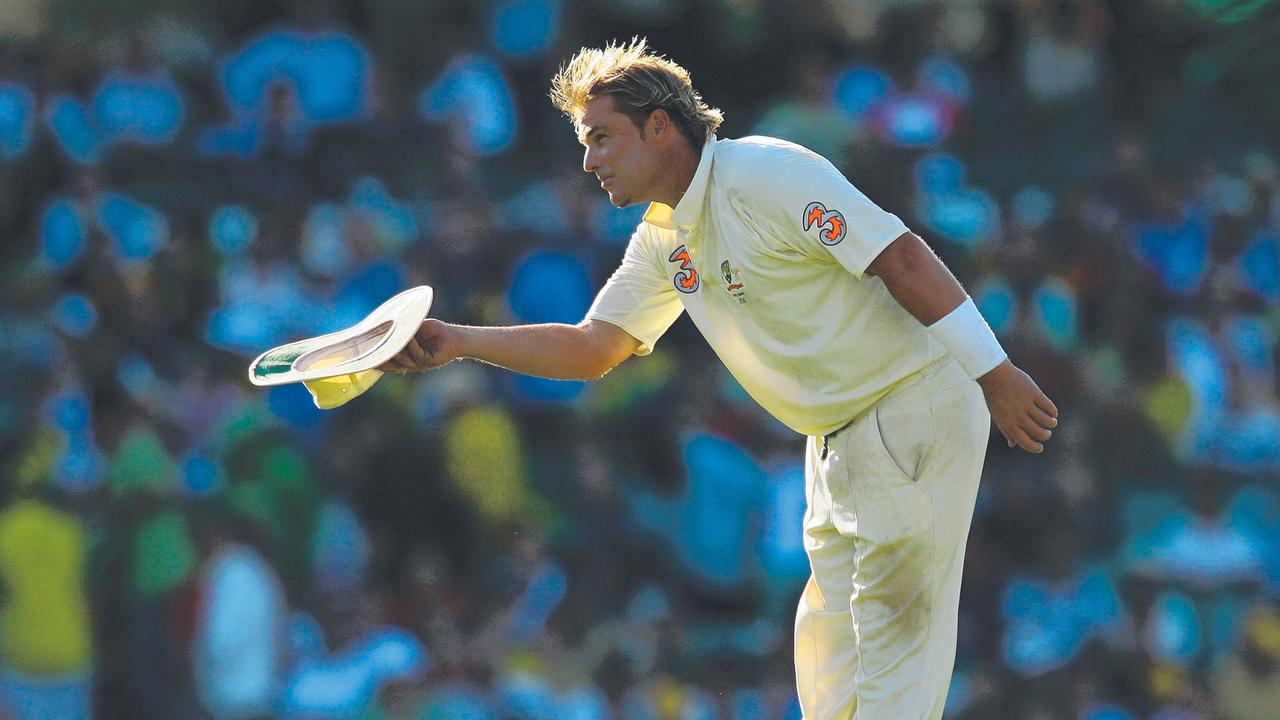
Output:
[383, 39, 1058, 720]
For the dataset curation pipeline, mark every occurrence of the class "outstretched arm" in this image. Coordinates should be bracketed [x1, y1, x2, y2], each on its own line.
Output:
[378, 318, 642, 382]
[866, 231, 1059, 453]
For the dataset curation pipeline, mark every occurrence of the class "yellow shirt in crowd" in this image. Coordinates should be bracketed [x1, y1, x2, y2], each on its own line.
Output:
[0, 500, 93, 675]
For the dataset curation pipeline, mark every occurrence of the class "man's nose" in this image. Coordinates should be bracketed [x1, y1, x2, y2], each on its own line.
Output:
[583, 147, 599, 174]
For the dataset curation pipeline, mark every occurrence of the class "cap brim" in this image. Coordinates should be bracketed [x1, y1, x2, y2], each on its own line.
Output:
[247, 285, 433, 387]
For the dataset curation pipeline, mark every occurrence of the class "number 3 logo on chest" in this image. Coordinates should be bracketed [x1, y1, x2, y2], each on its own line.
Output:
[668, 245, 700, 293]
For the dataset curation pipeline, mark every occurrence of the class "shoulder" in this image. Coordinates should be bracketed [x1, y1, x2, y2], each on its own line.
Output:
[713, 136, 843, 198]
[623, 217, 670, 261]
[715, 135, 828, 173]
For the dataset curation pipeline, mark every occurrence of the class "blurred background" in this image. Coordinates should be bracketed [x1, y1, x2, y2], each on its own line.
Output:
[2, 0, 1280, 718]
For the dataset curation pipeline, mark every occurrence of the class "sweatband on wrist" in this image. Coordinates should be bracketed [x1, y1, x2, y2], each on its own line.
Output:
[928, 297, 1007, 379]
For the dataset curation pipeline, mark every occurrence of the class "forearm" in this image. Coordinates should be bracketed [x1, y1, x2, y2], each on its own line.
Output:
[869, 232, 1057, 453]
[869, 231, 1006, 378]
[455, 323, 618, 381]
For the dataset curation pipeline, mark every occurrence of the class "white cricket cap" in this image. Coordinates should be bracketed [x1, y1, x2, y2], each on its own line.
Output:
[247, 285, 433, 409]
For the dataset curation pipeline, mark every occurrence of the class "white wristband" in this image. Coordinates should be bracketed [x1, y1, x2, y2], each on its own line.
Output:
[927, 297, 1007, 379]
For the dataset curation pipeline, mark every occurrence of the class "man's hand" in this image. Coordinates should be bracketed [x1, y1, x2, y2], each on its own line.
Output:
[976, 360, 1058, 453]
[378, 319, 463, 374]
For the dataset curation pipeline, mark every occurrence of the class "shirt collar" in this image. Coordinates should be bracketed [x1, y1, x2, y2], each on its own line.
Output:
[642, 135, 717, 231]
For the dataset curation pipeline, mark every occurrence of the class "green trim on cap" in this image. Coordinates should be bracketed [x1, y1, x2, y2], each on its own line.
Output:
[251, 346, 310, 378]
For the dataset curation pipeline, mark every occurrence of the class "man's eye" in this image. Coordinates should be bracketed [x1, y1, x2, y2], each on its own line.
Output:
[594, 134, 607, 144]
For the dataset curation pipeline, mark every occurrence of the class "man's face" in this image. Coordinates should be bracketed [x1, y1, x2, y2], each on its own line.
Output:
[577, 95, 660, 208]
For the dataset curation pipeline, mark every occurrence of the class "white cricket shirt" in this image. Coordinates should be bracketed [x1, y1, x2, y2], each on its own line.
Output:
[586, 135, 946, 437]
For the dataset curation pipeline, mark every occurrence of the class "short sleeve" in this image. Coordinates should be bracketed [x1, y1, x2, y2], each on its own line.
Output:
[585, 227, 684, 355]
[745, 143, 909, 279]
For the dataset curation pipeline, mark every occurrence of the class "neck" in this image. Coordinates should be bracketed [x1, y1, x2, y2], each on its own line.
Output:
[651, 138, 702, 208]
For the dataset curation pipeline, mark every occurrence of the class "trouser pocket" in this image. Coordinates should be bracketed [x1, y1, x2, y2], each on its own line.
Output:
[829, 396, 933, 545]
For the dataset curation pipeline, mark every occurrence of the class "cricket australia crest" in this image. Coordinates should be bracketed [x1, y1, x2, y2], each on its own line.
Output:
[720, 260, 748, 304]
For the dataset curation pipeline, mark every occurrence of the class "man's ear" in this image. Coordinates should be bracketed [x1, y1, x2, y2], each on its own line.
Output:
[646, 108, 672, 143]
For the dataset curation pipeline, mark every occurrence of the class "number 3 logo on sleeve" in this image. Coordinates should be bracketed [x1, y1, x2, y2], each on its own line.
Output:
[803, 201, 847, 247]
[668, 245, 700, 293]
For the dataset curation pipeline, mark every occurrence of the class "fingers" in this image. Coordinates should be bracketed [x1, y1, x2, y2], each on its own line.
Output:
[378, 355, 411, 374]
[406, 338, 427, 364]
[987, 367, 1058, 453]
[371, 333, 446, 376]
[1029, 406, 1058, 430]
[1035, 393, 1059, 420]
[377, 339, 432, 375]
[388, 348, 426, 373]
[1004, 415, 1051, 453]
[1024, 419, 1053, 443]
[998, 422, 1041, 453]
[997, 413, 1053, 454]
[996, 425, 1014, 448]
[1010, 425, 1044, 454]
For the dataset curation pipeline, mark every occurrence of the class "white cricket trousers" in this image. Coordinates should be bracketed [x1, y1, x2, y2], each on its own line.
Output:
[794, 358, 989, 720]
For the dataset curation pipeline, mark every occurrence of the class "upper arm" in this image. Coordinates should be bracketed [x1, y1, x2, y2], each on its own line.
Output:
[863, 230, 967, 325]
[864, 230, 924, 280]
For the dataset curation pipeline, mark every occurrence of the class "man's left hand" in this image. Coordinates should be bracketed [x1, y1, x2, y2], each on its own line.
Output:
[976, 360, 1058, 453]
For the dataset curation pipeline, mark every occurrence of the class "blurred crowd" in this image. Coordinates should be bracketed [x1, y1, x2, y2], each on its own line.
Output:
[2, 0, 1280, 719]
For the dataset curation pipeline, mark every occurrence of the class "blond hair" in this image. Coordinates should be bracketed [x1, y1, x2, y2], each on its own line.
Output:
[550, 37, 724, 147]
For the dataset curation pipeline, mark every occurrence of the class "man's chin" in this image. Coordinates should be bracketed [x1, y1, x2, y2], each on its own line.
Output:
[608, 193, 634, 208]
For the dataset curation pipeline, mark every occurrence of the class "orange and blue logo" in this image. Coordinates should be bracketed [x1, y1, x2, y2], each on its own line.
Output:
[668, 245, 700, 293]
[803, 201, 847, 246]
